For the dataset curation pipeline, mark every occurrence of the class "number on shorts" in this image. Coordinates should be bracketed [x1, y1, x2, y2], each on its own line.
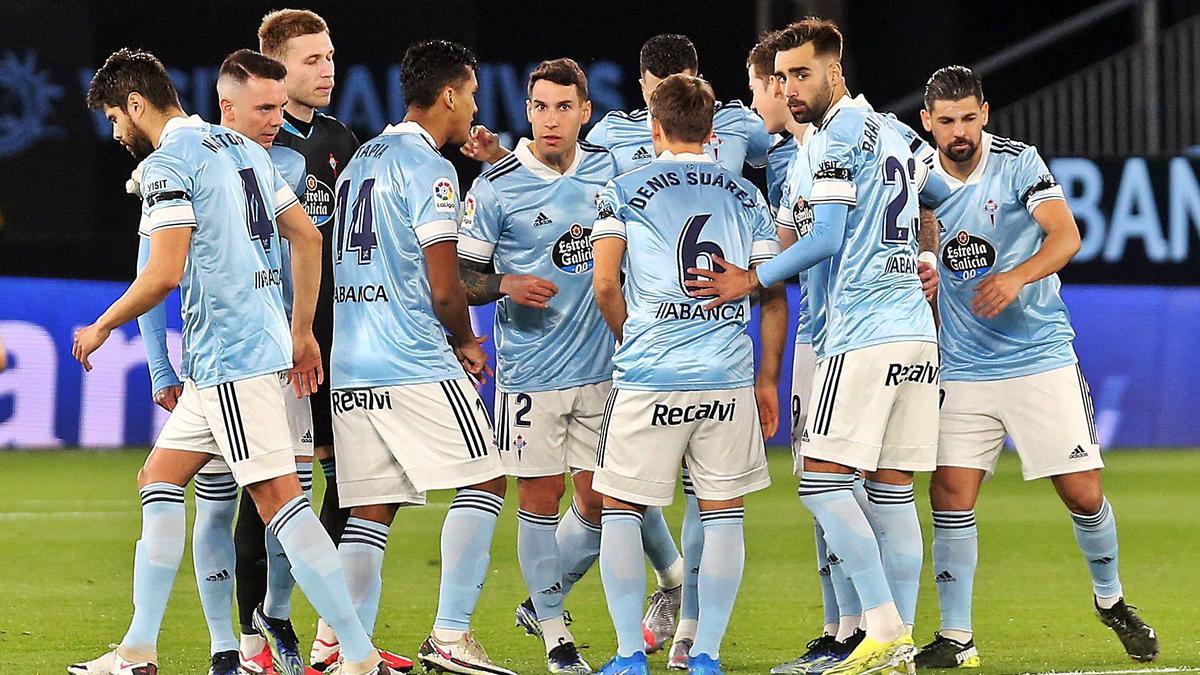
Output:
[513, 393, 533, 428]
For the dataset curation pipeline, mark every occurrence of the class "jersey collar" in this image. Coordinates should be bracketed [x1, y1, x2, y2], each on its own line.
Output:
[159, 114, 207, 142]
[380, 120, 440, 150]
[657, 150, 713, 163]
[934, 130, 992, 188]
[815, 92, 870, 130]
[513, 137, 583, 180]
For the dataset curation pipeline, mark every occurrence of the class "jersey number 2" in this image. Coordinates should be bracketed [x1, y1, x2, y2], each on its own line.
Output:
[881, 156, 918, 245]
[334, 179, 378, 264]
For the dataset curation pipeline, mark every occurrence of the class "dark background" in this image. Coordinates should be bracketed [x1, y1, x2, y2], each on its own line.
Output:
[2, 0, 1198, 282]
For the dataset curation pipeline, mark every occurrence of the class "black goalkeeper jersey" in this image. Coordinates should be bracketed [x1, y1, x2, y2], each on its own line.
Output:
[275, 109, 360, 446]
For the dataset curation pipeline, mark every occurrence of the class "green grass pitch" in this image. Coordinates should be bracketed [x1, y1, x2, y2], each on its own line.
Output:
[1, 448, 1197, 674]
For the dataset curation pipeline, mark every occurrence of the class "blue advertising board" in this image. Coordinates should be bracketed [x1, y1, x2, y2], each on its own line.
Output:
[1, 276, 1197, 449]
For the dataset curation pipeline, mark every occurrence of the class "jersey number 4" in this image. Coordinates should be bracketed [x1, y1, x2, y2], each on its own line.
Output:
[334, 179, 378, 264]
[238, 168, 274, 252]
[677, 213, 725, 294]
[882, 156, 919, 245]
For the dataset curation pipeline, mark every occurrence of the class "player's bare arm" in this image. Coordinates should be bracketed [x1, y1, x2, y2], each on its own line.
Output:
[754, 265, 788, 440]
[972, 200, 1080, 319]
[459, 258, 559, 308]
[73, 227, 191, 372]
[0, 333, 7, 373]
[277, 202, 324, 395]
[918, 207, 941, 302]
[592, 236, 627, 343]
[428, 241, 492, 382]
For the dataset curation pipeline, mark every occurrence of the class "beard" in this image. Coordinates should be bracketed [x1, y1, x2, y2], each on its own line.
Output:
[789, 78, 834, 125]
[944, 138, 977, 162]
[126, 124, 156, 160]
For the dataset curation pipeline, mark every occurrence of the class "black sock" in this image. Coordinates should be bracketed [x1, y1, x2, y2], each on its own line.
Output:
[234, 488, 269, 634]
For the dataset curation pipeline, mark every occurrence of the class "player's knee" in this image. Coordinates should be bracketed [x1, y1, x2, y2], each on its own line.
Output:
[1062, 485, 1105, 516]
[929, 472, 977, 511]
[517, 476, 566, 514]
[469, 476, 508, 499]
[350, 503, 399, 526]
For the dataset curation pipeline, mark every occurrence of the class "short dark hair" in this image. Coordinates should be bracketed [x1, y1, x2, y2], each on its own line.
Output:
[924, 65, 985, 110]
[747, 30, 781, 79]
[649, 74, 714, 143]
[773, 18, 843, 60]
[258, 9, 329, 59]
[86, 48, 181, 112]
[527, 58, 588, 100]
[219, 49, 287, 85]
[639, 34, 698, 78]
[401, 40, 478, 109]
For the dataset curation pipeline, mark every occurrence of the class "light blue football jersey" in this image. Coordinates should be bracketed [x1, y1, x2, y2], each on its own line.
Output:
[933, 132, 1076, 381]
[458, 139, 618, 393]
[330, 121, 465, 389]
[137, 138, 307, 390]
[585, 100, 773, 174]
[770, 132, 813, 346]
[138, 115, 297, 389]
[760, 95, 937, 358]
[269, 143, 309, 319]
[591, 151, 779, 391]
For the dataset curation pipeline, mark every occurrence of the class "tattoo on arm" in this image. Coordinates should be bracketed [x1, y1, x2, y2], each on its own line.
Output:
[919, 207, 940, 254]
[459, 258, 504, 305]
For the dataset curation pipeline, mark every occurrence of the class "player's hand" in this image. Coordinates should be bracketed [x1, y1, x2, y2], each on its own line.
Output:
[288, 331, 324, 397]
[685, 255, 756, 309]
[460, 125, 508, 164]
[454, 335, 493, 386]
[73, 323, 112, 372]
[500, 274, 559, 309]
[754, 377, 779, 441]
[972, 270, 1024, 319]
[153, 384, 184, 412]
[918, 260, 939, 302]
[126, 160, 146, 197]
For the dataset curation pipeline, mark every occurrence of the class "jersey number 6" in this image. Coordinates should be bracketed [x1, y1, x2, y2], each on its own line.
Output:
[677, 213, 724, 294]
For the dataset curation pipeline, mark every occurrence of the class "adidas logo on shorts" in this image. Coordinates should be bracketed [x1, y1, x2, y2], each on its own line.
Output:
[1068, 445, 1089, 460]
[301, 431, 313, 443]
[632, 146, 652, 160]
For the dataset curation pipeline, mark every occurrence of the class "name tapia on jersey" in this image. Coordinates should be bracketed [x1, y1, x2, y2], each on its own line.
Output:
[139, 115, 298, 388]
[590, 151, 778, 392]
[797, 94, 939, 359]
[329, 121, 466, 390]
[458, 139, 619, 393]
[585, 100, 773, 175]
[932, 131, 1077, 382]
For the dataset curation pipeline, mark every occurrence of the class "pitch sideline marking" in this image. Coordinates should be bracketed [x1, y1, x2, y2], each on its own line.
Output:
[1025, 668, 1198, 675]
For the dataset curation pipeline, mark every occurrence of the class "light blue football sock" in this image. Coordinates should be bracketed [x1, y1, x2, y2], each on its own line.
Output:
[813, 521, 839, 629]
[519, 509, 565, 620]
[798, 472, 893, 610]
[557, 501, 601, 598]
[932, 510, 978, 633]
[434, 489, 504, 631]
[268, 495, 373, 663]
[690, 508, 745, 660]
[679, 473, 703, 634]
[338, 516, 390, 636]
[600, 509, 647, 658]
[121, 483, 186, 656]
[1071, 498, 1123, 599]
[865, 481, 923, 626]
[641, 506, 683, 587]
[262, 462, 312, 620]
[192, 473, 239, 654]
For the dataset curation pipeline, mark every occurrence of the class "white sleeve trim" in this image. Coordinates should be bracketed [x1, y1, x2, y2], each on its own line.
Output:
[810, 179, 857, 206]
[457, 235, 496, 263]
[912, 158, 930, 193]
[775, 201, 796, 231]
[750, 239, 781, 263]
[273, 185, 300, 216]
[147, 204, 197, 232]
[591, 217, 627, 241]
[1026, 186, 1066, 214]
[414, 219, 460, 247]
